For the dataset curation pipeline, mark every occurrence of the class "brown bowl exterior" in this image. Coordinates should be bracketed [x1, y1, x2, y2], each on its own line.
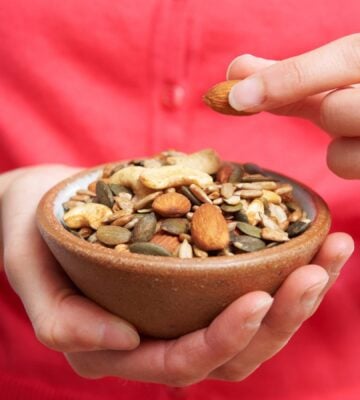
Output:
[36, 165, 331, 339]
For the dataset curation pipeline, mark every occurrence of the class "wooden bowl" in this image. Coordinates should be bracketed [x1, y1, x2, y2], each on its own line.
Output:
[36, 164, 331, 339]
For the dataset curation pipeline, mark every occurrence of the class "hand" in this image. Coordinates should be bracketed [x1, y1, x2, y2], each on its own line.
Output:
[226, 34, 360, 179]
[1, 166, 354, 386]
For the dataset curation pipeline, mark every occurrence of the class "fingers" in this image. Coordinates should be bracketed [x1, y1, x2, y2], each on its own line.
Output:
[226, 34, 360, 112]
[327, 137, 360, 179]
[2, 166, 140, 352]
[66, 292, 273, 385]
[226, 54, 275, 80]
[209, 232, 353, 381]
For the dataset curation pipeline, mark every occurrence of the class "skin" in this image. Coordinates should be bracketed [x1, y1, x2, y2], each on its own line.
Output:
[0, 34, 358, 386]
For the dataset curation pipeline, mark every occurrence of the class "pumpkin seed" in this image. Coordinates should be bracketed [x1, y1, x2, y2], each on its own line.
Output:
[233, 211, 249, 223]
[96, 181, 114, 208]
[232, 235, 266, 252]
[109, 183, 132, 196]
[221, 203, 243, 213]
[229, 164, 244, 183]
[243, 163, 263, 174]
[236, 222, 262, 238]
[129, 242, 172, 256]
[161, 218, 189, 235]
[131, 212, 157, 242]
[96, 225, 132, 245]
[288, 221, 311, 238]
[179, 186, 201, 205]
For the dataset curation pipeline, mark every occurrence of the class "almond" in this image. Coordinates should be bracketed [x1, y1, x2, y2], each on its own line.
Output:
[191, 204, 229, 251]
[150, 233, 180, 255]
[152, 192, 191, 217]
[203, 80, 251, 116]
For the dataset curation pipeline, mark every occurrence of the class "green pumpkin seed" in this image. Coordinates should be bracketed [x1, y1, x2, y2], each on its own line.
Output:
[161, 218, 189, 235]
[287, 221, 310, 238]
[243, 163, 263, 175]
[232, 235, 266, 253]
[96, 225, 131, 245]
[109, 183, 132, 196]
[233, 211, 249, 223]
[129, 242, 172, 256]
[180, 186, 201, 205]
[236, 222, 262, 238]
[229, 164, 245, 183]
[221, 203, 243, 213]
[131, 212, 157, 242]
[96, 181, 114, 208]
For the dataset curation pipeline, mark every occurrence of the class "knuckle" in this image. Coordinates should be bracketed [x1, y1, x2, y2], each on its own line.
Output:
[33, 315, 62, 350]
[163, 353, 201, 387]
[281, 60, 306, 92]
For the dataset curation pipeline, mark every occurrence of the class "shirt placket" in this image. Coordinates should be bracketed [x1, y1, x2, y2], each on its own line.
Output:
[147, 0, 190, 153]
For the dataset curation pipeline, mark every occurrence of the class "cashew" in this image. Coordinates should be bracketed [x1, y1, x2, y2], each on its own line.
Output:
[109, 166, 153, 198]
[166, 149, 221, 174]
[63, 203, 113, 230]
[140, 166, 213, 190]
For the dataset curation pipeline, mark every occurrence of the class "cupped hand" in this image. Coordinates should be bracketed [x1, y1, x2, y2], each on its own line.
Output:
[1, 166, 354, 386]
[226, 34, 360, 179]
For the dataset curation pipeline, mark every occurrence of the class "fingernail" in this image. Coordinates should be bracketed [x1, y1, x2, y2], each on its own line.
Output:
[245, 297, 273, 328]
[226, 54, 251, 80]
[100, 320, 140, 350]
[301, 278, 329, 309]
[228, 77, 265, 111]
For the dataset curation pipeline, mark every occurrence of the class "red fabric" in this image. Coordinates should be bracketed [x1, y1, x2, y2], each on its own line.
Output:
[1, 0, 360, 398]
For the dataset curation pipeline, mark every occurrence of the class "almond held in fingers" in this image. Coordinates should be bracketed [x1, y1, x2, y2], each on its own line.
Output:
[191, 204, 230, 251]
[203, 80, 251, 116]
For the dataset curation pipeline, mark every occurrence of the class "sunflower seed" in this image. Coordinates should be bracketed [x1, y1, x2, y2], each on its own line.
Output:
[208, 191, 220, 200]
[131, 212, 157, 242]
[124, 217, 139, 230]
[261, 190, 281, 204]
[76, 189, 96, 197]
[288, 221, 311, 238]
[129, 242, 172, 256]
[179, 186, 201, 206]
[114, 244, 129, 253]
[260, 212, 280, 230]
[275, 183, 293, 195]
[232, 235, 266, 252]
[212, 197, 223, 205]
[261, 227, 289, 242]
[111, 214, 134, 226]
[241, 174, 275, 182]
[96, 225, 132, 245]
[96, 181, 114, 208]
[133, 191, 162, 211]
[221, 183, 235, 198]
[78, 227, 93, 239]
[227, 221, 238, 231]
[114, 196, 134, 212]
[189, 184, 212, 204]
[246, 199, 264, 225]
[236, 222, 262, 238]
[193, 245, 208, 258]
[178, 239, 193, 258]
[62, 200, 85, 211]
[238, 189, 263, 199]
[179, 233, 192, 242]
[224, 195, 241, 205]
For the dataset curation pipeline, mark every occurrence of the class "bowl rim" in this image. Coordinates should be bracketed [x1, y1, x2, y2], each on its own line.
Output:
[36, 163, 331, 274]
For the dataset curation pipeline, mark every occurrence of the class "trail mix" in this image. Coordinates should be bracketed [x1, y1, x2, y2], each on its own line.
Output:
[62, 149, 311, 258]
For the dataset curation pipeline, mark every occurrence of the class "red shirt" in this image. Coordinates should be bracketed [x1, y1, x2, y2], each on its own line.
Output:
[1, 1, 360, 398]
